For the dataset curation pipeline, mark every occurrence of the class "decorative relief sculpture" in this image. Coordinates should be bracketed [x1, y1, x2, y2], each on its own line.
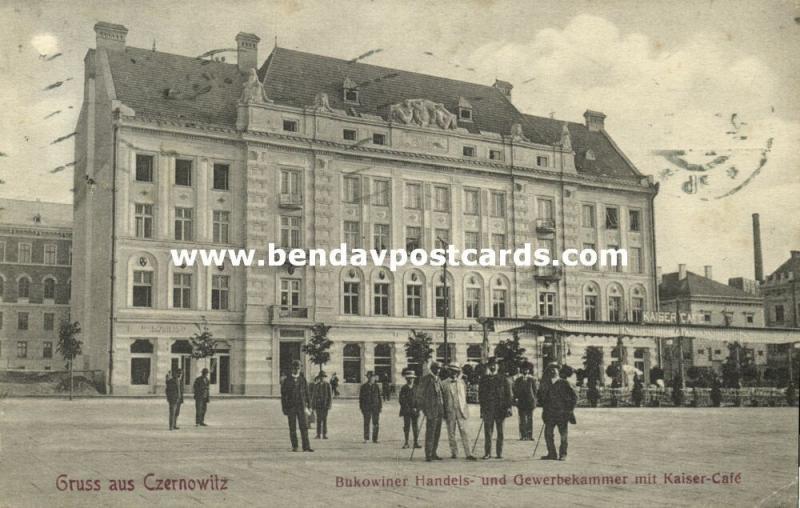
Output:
[314, 92, 334, 113]
[560, 123, 573, 151]
[510, 123, 529, 142]
[389, 98, 457, 130]
[240, 68, 272, 104]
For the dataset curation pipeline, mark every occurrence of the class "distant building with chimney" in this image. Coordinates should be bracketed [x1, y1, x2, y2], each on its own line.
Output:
[761, 250, 800, 374]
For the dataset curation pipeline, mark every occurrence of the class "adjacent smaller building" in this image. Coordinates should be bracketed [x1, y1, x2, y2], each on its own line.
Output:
[761, 250, 800, 372]
[0, 199, 72, 370]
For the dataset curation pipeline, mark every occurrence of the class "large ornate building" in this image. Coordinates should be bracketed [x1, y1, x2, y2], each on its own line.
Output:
[0, 199, 72, 370]
[73, 22, 658, 395]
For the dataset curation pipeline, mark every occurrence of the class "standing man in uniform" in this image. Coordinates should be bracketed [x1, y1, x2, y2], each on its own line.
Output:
[398, 369, 421, 449]
[193, 368, 210, 427]
[311, 371, 333, 439]
[416, 361, 445, 462]
[479, 357, 513, 459]
[442, 364, 478, 461]
[539, 362, 577, 461]
[359, 371, 382, 443]
[513, 362, 537, 440]
[281, 360, 314, 452]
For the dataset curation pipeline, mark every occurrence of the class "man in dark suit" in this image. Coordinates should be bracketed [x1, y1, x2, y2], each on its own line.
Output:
[398, 369, 421, 449]
[513, 362, 537, 440]
[281, 360, 313, 452]
[359, 371, 382, 443]
[479, 357, 513, 459]
[166, 371, 180, 430]
[193, 368, 210, 426]
[416, 361, 445, 462]
[311, 371, 333, 439]
[173, 368, 184, 428]
[539, 362, 578, 461]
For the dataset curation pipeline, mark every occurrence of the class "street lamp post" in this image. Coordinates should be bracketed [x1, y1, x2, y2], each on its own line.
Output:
[437, 236, 449, 365]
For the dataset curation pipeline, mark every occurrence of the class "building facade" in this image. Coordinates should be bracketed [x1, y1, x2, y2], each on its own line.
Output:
[0, 199, 72, 370]
[74, 22, 658, 395]
[761, 251, 800, 371]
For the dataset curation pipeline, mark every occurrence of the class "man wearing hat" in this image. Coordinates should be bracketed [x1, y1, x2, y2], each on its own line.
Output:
[359, 371, 382, 443]
[311, 371, 333, 439]
[281, 360, 314, 452]
[513, 362, 538, 440]
[538, 362, 577, 460]
[443, 364, 478, 461]
[193, 368, 211, 427]
[415, 361, 445, 461]
[479, 357, 513, 459]
[398, 369, 421, 449]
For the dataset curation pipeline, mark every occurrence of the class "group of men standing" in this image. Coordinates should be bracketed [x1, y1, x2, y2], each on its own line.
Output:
[165, 368, 211, 430]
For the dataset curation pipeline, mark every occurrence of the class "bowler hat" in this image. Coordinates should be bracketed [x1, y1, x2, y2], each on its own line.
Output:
[403, 369, 417, 379]
[486, 357, 498, 366]
[446, 364, 461, 373]
[366, 370, 374, 378]
[291, 360, 302, 369]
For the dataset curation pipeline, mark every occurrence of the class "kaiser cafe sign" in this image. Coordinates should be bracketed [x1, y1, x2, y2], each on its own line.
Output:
[642, 311, 708, 325]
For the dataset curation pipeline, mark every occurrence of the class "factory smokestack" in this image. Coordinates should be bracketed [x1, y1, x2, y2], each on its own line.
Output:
[752, 213, 763, 282]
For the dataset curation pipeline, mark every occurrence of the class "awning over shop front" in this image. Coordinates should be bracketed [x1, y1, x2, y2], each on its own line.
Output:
[490, 318, 800, 344]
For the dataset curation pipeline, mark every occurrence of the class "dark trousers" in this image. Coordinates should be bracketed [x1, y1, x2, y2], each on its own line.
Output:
[315, 408, 329, 437]
[483, 416, 506, 457]
[403, 414, 420, 444]
[168, 402, 181, 429]
[424, 415, 443, 459]
[195, 400, 207, 424]
[518, 409, 533, 439]
[544, 421, 569, 457]
[362, 411, 380, 442]
[288, 411, 311, 450]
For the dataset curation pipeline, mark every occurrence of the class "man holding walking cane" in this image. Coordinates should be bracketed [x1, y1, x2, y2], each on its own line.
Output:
[416, 361, 445, 462]
[479, 357, 513, 460]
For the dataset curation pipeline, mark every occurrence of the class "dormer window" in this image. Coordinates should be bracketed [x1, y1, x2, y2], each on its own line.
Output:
[585, 149, 596, 161]
[457, 96, 473, 122]
[343, 77, 359, 104]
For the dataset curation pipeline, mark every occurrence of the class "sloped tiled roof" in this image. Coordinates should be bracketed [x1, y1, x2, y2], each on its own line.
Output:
[659, 271, 761, 301]
[0, 199, 72, 229]
[767, 252, 800, 280]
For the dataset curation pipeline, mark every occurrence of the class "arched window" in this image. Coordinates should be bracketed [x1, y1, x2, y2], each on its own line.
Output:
[17, 276, 31, 299]
[43, 278, 56, 300]
[464, 274, 483, 318]
[491, 276, 509, 318]
[342, 343, 362, 383]
[467, 344, 483, 363]
[372, 269, 392, 316]
[607, 284, 624, 322]
[374, 343, 393, 382]
[434, 273, 453, 318]
[405, 270, 424, 317]
[130, 339, 154, 386]
[342, 269, 361, 315]
[631, 286, 646, 322]
[583, 283, 600, 321]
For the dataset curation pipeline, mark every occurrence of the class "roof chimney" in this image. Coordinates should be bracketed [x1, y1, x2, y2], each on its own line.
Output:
[94, 22, 128, 52]
[678, 264, 687, 280]
[583, 110, 606, 132]
[493, 79, 513, 99]
[752, 213, 764, 282]
[236, 32, 260, 72]
[791, 250, 800, 260]
[704, 265, 713, 280]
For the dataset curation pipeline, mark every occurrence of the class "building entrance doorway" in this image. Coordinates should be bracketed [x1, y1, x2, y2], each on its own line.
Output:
[280, 341, 302, 378]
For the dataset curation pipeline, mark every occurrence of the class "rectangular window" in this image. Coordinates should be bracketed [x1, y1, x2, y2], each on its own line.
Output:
[344, 89, 359, 103]
[372, 133, 386, 145]
[343, 176, 360, 203]
[406, 284, 422, 317]
[280, 169, 301, 197]
[405, 226, 422, 251]
[538, 198, 554, 220]
[608, 244, 622, 272]
[135, 204, 154, 239]
[372, 179, 390, 206]
[632, 297, 644, 322]
[17, 341, 27, 358]
[174, 207, 193, 241]
[491, 234, 506, 253]
[489, 149, 503, 161]
[280, 279, 301, 309]
[584, 295, 597, 321]
[0, 312, 3, 330]
[536, 155, 549, 167]
[605, 206, 619, 229]
[283, 119, 298, 132]
[583, 243, 598, 271]
[172, 273, 192, 309]
[630, 247, 643, 274]
[43, 341, 53, 359]
[130, 358, 151, 385]
[213, 163, 229, 190]
[0, 241, 5, 262]
[18, 312, 29, 330]
[132, 271, 153, 307]
[343, 282, 360, 315]
[343, 129, 357, 141]
[464, 231, 480, 250]
[435, 228, 450, 247]
[464, 189, 480, 215]
[373, 224, 390, 252]
[135, 154, 154, 182]
[608, 296, 622, 322]
[373, 283, 390, 316]
[459, 109, 472, 121]
[582, 204, 595, 228]
[746, 314, 754, 324]
[211, 275, 230, 310]
[43, 313, 54, 331]
[465, 288, 481, 318]
[405, 183, 422, 209]
[175, 159, 192, 186]
[343, 344, 362, 384]
[538, 292, 556, 317]
[492, 289, 507, 318]
[43, 244, 57, 265]
[280, 216, 302, 248]
[434, 186, 450, 211]
[344, 221, 361, 249]
[775, 305, 785, 322]
[462, 146, 476, 157]
[213, 211, 230, 243]
[18, 243, 32, 263]
[629, 210, 641, 232]
[490, 191, 506, 218]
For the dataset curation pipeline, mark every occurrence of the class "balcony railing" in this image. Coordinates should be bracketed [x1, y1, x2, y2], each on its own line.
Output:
[535, 218, 556, 233]
[269, 305, 310, 323]
[279, 194, 303, 209]
[534, 265, 562, 284]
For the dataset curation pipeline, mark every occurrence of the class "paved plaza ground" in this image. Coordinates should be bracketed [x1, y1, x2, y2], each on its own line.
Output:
[0, 397, 797, 507]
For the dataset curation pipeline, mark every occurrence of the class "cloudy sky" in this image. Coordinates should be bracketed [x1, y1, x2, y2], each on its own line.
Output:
[0, 0, 798, 282]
